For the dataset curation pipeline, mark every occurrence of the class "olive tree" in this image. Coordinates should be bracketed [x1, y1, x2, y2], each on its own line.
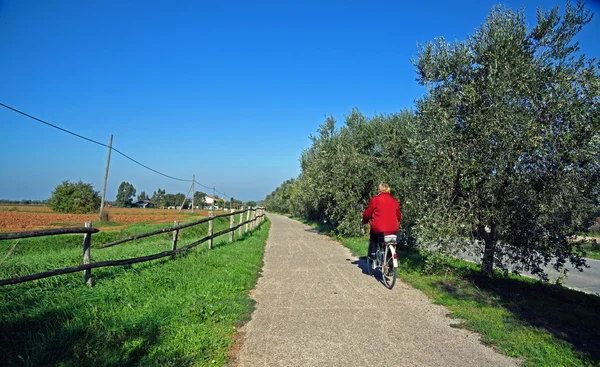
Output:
[411, 1, 600, 278]
[263, 179, 298, 214]
[48, 180, 101, 214]
[290, 109, 416, 236]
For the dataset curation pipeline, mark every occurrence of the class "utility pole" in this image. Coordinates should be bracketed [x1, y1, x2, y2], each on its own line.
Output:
[191, 174, 195, 213]
[99, 134, 113, 214]
[179, 180, 194, 213]
[212, 186, 216, 212]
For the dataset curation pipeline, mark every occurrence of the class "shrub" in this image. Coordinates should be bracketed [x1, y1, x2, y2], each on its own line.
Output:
[48, 180, 101, 214]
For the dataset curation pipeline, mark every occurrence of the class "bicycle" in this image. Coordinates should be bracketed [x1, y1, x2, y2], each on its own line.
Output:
[366, 234, 398, 289]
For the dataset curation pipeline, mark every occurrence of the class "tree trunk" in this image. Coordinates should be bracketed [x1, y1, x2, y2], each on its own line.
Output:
[478, 223, 498, 278]
[481, 238, 496, 277]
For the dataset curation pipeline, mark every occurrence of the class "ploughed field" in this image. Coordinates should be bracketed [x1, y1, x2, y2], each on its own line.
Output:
[0, 206, 216, 232]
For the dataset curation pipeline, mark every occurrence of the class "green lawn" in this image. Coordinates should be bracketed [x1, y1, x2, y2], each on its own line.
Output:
[297, 218, 600, 367]
[0, 216, 270, 366]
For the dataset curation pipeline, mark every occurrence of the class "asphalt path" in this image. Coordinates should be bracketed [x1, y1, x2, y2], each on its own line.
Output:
[231, 214, 520, 367]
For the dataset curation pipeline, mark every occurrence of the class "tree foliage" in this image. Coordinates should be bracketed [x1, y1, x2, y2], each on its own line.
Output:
[137, 191, 148, 202]
[161, 193, 186, 208]
[263, 1, 600, 278]
[193, 191, 208, 208]
[264, 109, 416, 236]
[48, 180, 101, 214]
[151, 188, 166, 208]
[411, 1, 599, 277]
[115, 182, 136, 207]
[263, 180, 296, 214]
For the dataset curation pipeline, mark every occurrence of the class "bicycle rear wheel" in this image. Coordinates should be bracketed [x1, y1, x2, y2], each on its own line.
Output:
[382, 247, 397, 289]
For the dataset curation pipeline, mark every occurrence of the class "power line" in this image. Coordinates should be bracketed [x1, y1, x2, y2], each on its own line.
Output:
[194, 180, 213, 191]
[1, 103, 109, 148]
[110, 146, 192, 182]
[1, 102, 198, 184]
[1, 102, 243, 199]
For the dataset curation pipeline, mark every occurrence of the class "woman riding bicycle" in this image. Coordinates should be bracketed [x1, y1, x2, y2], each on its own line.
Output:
[362, 183, 402, 260]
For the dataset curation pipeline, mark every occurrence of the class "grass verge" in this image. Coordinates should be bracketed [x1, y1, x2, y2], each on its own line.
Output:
[0, 217, 270, 366]
[580, 241, 600, 260]
[297, 217, 600, 367]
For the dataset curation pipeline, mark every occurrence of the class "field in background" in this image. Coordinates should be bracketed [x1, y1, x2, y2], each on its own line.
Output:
[0, 206, 221, 232]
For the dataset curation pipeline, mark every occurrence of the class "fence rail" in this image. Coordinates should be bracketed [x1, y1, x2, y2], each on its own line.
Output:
[0, 208, 266, 287]
[97, 208, 256, 249]
[0, 227, 99, 240]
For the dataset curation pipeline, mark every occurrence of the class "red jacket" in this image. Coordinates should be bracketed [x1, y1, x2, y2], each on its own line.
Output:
[362, 192, 401, 235]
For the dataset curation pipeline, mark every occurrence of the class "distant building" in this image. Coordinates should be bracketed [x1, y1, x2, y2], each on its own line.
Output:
[134, 200, 154, 208]
[204, 196, 218, 205]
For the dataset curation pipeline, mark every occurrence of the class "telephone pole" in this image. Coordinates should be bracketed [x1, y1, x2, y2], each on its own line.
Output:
[191, 174, 195, 213]
[99, 134, 113, 214]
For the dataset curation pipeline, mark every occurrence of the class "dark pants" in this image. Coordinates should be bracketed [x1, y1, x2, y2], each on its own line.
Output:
[368, 232, 384, 258]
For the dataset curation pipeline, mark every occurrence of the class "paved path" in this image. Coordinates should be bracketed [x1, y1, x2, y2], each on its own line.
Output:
[233, 214, 519, 367]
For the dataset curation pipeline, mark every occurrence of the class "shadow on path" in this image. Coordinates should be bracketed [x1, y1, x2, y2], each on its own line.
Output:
[350, 256, 385, 284]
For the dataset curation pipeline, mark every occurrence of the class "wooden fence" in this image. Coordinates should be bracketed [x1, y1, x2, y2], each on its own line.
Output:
[0, 207, 266, 287]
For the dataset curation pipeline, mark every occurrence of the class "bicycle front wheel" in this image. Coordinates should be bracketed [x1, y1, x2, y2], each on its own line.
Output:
[382, 247, 397, 289]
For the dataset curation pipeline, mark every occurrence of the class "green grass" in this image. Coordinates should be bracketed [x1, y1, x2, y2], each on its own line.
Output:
[579, 239, 600, 260]
[581, 243, 600, 260]
[0, 216, 270, 366]
[92, 220, 121, 227]
[578, 232, 600, 238]
[297, 218, 600, 367]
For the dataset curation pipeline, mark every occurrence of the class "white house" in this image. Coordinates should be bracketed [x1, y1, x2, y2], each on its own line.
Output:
[204, 196, 218, 205]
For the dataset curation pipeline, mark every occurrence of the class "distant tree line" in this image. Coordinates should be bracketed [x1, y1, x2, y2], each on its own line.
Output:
[263, 2, 600, 278]
[0, 199, 47, 205]
[45, 179, 254, 214]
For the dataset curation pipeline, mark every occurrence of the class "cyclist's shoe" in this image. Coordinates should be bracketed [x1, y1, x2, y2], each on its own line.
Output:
[368, 253, 377, 260]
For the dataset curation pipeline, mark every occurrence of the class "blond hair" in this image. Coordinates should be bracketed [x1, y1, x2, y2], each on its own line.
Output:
[378, 183, 391, 193]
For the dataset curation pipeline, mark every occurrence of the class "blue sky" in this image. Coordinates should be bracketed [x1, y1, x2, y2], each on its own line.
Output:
[1, 0, 599, 202]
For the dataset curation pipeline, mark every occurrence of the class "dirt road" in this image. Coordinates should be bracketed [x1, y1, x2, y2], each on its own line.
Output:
[233, 214, 520, 366]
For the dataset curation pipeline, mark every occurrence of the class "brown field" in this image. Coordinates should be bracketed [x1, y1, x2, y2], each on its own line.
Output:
[0, 206, 219, 232]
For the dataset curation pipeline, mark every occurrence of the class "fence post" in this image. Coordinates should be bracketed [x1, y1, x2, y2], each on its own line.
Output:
[251, 209, 256, 230]
[172, 220, 179, 259]
[208, 211, 214, 249]
[245, 208, 250, 233]
[238, 206, 244, 237]
[83, 221, 92, 287]
[229, 213, 234, 243]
